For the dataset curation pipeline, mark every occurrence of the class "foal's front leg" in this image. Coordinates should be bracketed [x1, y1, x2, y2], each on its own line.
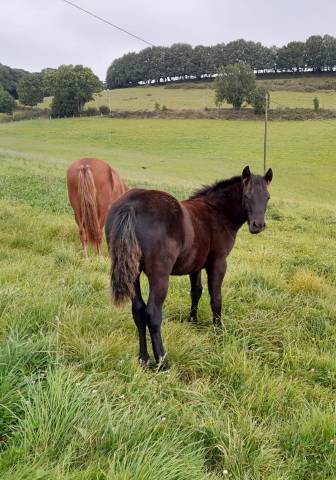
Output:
[189, 271, 203, 322]
[206, 259, 227, 326]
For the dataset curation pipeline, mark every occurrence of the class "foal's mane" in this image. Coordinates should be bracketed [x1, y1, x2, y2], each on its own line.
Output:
[189, 175, 242, 200]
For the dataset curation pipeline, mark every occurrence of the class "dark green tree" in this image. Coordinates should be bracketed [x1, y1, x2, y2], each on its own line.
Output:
[277, 42, 305, 72]
[0, 87, 16, 113]
[305, 35, 325, 71]
[106, 52, 142, 88]
[192, 45, 215, 79]
[168, 43, 193, 80]
[212, 43, 228, 70]
[323, 35, 336, 71]
[50, 65, 102, 117]
[215, 63, 256, 110]
[0, 63, 28, 98]
[41, 68, 57, 96]
[18, 73, 44, 106]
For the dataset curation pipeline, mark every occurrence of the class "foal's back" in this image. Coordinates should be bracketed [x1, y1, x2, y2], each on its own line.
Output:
[107, 188, 185, 243]
[106, 188, 211, 275]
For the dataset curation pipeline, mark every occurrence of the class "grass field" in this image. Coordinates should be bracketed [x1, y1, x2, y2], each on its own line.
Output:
[38, 77, 336, 112]
[0, 117, 335, 479]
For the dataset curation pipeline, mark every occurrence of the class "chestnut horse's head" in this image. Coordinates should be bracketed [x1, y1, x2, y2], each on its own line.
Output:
[241, 165, 273, 234]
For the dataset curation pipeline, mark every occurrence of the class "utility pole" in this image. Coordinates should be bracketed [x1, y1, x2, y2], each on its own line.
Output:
[263, 91, 270, 174]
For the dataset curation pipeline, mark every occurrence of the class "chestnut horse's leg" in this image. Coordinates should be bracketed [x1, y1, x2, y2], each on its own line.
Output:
[79, 225, 88, 257]
[74, 212, 88, 257]
[189, 271, 203, 323]
[132, 275, 149, 366]
[146, 274, 170, 371]
[206, 259, 227, 326]
[97, 209, 108, 256]
[78, 221, 88, 257]
[95, 232, 103, 256]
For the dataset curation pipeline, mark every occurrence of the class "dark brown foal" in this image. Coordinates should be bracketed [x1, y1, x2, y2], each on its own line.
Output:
[106, 166, 273, 370]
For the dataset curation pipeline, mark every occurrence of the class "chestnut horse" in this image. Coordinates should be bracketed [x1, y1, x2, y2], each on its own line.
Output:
[105, 166, 273, 370]
[67, 158, 128, 256]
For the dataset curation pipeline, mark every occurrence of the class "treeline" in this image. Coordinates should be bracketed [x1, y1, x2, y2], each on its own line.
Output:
[0, 64, 29, 98]
[0, 64, 102, 117]
[0, 64, 57, 99]
[106, 35, 336, 89]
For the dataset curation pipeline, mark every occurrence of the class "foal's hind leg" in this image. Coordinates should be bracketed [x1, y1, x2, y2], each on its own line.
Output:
[146, 274, 170, 371]
[132, 275, 149, 366]
[189, 271, 203, 323]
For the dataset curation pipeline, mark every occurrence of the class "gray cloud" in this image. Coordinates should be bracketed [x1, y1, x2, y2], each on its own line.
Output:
[1, 0, 335, 79]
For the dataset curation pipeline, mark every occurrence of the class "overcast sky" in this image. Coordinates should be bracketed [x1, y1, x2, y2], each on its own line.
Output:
[1, 0, 335, 80]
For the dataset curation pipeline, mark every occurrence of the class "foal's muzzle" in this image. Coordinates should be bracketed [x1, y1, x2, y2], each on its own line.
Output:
[249, 220, 266, 234]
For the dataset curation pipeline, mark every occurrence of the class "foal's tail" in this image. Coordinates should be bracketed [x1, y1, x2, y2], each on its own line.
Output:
[109, 206, 141, 306]
[78, 165, 100, 244]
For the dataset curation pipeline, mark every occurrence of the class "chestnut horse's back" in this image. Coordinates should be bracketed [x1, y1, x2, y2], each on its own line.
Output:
[67, 158, 128, 255]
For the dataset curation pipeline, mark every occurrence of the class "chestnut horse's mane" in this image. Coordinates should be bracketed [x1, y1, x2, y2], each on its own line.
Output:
[189, 175, 241, 200]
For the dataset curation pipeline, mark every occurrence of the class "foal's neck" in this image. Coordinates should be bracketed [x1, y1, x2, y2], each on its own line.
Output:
[206, 181, 247, 231]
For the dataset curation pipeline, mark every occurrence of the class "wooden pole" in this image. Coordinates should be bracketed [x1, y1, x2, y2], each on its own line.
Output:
[263, 91, 270, 174]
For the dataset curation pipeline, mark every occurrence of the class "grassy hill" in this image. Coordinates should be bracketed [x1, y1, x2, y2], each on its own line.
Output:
[38, 75, 336, 112]
[0, 117, 335, 479]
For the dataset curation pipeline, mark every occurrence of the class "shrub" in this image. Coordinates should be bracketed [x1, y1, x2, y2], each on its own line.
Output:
[313, 97, 320, 111]
[250, 86, 269, 114]
[99, 105, 110, 115]
[84, 107, 99, 117]
[154, 102, 160, 111]
[161, 104, 168, 111]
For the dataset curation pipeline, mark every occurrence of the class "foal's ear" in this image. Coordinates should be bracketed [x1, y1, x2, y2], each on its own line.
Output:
[242, 165, 251, 183]
[264, 168, 273, 184]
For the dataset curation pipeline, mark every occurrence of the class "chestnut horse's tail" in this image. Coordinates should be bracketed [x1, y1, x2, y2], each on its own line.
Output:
[109, 207, 141, 306]
[78, 165, 100, 244]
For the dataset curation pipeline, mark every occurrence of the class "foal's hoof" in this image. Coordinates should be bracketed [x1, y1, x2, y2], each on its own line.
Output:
[138, 358, 150, 369]
[157, 356, 170, 373]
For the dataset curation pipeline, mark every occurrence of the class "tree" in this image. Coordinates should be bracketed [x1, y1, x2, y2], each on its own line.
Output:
[214, 63, 256, 110]
[277, 42, 305, 72]
[323, 35, 336, 71]
[18, 73, 44, 106]
[50, 65, 102, 117]
[192, 45, 215, 79]
[305, 35, 325, 71]
[0, 63, 28, 98]
[41, 68, 57, 96]
[0, 87, 16, 113]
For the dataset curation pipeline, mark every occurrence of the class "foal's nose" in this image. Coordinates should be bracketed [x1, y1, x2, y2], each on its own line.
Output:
[252, 220, 265, 229]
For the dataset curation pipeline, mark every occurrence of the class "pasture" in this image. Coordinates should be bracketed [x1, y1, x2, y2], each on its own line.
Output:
[38, 77, 336, 112]
[89, 87, 336, 111]
[0, 117, 335, 479]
